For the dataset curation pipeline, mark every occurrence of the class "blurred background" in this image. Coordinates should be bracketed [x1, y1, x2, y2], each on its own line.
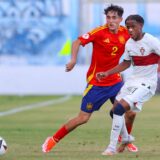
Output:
[0, 0, 159, 95]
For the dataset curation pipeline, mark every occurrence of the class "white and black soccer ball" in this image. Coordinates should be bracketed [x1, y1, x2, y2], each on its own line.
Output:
[0, 137, 7, 155]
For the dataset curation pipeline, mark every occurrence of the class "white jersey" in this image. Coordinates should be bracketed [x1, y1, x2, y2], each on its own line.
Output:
[123, 33, 160, 94]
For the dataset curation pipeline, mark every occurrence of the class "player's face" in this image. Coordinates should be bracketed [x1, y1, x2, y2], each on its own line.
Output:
[125, 20, 143, 41]
[106, 11, 122, 33]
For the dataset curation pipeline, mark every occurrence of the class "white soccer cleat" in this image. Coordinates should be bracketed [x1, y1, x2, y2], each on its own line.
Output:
[101, 146, 117, 156]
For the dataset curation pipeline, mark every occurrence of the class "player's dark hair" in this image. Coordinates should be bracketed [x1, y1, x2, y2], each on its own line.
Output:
[104, 4, 124, 17]
[125, 14, 144, 25]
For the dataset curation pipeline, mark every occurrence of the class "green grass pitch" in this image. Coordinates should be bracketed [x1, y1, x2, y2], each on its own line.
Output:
[0, 95, 159, 160]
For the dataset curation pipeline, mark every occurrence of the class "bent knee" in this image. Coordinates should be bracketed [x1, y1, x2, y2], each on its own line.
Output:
[126, 111, 136, 117]
[75, 114, 90, 125]
[126, 111, 136, 120]
[80, 116, 89, 124]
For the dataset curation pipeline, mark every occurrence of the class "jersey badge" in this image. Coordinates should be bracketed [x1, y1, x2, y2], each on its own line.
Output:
[118, 36, 125, 44]
[140, 47, 145, 55]
[82, 33, 89, 39]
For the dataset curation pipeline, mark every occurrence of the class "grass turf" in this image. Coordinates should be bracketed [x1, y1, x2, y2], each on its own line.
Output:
[0, 95, 159, 160]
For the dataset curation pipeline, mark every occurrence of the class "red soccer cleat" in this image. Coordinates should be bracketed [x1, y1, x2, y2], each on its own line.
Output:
[127, 143, 138, 152]
[42, 137, 57, 153]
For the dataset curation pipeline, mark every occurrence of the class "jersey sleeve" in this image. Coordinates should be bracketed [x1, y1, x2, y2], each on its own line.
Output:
[123, 42, 131, 61]
[151, 36, 160, 56]
[78, 27, 100, 46]
[78, 32, 94, 46]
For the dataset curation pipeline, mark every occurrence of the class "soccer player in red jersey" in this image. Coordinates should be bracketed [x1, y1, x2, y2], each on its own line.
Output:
[42, 4, 137, 153]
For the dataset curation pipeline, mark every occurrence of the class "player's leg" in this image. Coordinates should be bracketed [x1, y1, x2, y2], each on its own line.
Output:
[42, 110, 92, 153]
[53, 110, 92, 141]
[42, 84, 110, 153]
[125, 111, 136, 135]
[102, 99, 130, 155]
[117, 110, 138, 152]
[117, 82, 153, 153]
[125, 111, 138, 152]
[110, 92, 138, 152]
[108, 85, 136, 150]
[103, 82, 154, 156]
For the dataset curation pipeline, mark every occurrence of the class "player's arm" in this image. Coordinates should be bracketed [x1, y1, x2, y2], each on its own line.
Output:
[65, 39, 81, 72]
[96, 60, 131, 81]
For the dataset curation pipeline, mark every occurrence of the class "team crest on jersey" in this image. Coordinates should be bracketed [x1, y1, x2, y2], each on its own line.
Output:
[86, 103, 93, 110]
[118, 36, 125, 44]
[103, 38, 110, 43]
[140, 47, 145, 55]
[82, 33, 89, 39]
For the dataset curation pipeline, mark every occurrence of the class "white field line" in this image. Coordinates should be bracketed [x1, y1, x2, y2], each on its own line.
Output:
[0, 95, 72, 117]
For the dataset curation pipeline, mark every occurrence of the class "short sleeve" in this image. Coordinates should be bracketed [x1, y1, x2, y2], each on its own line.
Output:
[123, 44, 131, 61]
[78, 32, 95, 47]
[151, 37, 160, 56]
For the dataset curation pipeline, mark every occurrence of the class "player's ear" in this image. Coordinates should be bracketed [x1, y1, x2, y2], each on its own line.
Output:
[140, 23, 144, 28]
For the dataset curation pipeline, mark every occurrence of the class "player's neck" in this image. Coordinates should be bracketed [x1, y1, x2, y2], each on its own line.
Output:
[108, 25, 120, 34]
[135, 32, 145, 41]
[109, 29, 118, 34]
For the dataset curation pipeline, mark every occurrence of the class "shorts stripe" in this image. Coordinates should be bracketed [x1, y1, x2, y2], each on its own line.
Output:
[83, 84, 93, 96]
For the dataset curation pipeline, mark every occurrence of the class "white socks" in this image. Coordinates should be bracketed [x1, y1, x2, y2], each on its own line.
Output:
[120, 116, 129, 142]
[109, 114, 126, 150]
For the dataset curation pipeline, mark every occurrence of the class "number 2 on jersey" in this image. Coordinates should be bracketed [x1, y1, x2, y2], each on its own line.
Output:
[111, 46, 118, 56]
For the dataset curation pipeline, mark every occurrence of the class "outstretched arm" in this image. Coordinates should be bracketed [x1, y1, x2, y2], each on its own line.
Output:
[65, 39, 81, 72]
[96, 60, 131, 81]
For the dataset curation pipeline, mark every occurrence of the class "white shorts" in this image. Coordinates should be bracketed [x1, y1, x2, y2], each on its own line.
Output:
[116, 80, 154, 112]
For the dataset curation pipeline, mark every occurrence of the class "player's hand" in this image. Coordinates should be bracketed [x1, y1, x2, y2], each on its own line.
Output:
[65, 60, 76, 72]
[96, 72, 108, 81]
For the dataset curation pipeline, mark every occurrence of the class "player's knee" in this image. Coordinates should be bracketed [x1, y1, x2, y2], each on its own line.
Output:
[126, 111, 136, 120]
[81, 118, 89, 124]
[113, 103, 126, 116]
[109, 110, 113, 118]
[78, 115, 90, 124]
[131, 111, 136, 117]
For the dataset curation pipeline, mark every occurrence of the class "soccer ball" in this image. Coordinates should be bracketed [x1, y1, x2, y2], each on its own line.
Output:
[0, 137, 7, 155]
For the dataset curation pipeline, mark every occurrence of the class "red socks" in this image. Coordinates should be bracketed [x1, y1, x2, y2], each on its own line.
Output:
[126, 124, 132, 134]
[53, 125, 68, 142]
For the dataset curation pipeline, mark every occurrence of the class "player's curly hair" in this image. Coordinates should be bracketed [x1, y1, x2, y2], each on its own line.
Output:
[104, 4, 124, 17]
[125, 15, 144, 25]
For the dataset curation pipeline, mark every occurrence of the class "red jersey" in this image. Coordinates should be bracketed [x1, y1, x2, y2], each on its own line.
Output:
[79, 25, 130, 86]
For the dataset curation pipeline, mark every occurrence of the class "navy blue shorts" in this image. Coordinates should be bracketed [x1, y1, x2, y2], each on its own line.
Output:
[81, 82, 123, 113]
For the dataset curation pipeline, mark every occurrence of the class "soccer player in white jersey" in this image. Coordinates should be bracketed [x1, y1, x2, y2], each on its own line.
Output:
[96, 14, 160, 155]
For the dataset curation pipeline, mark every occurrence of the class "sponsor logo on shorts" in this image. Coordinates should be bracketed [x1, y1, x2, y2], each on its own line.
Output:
[86, 103, 93, 110]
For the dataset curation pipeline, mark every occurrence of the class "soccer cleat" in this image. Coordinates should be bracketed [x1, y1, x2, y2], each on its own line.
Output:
[42, 137, 57, 153]
[101, 146, 117, 156]
[118, 135, 138, 153]
[127, 143, 138, 152]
